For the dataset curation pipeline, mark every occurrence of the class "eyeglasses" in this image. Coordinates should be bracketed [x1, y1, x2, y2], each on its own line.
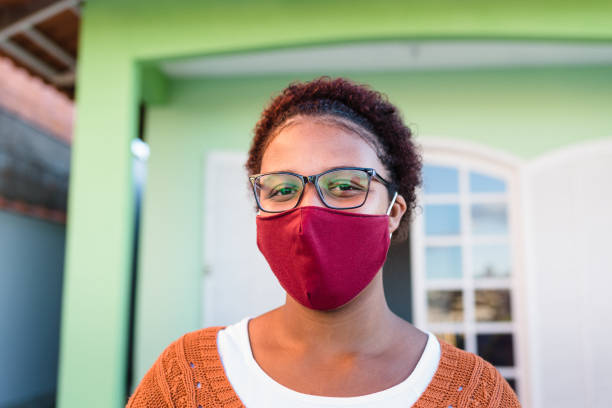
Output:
[249, 166, 396, 213]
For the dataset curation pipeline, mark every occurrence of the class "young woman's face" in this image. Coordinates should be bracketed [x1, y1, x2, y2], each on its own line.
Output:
[259, 116, 406, 232]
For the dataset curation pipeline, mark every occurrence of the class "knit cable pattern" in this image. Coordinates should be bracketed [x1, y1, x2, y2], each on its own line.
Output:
[126, 326, 521, 407]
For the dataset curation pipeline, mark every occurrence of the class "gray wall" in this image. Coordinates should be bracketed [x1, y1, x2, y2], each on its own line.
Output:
[0, 210, 65, 406]
[0, 104, 69, 407]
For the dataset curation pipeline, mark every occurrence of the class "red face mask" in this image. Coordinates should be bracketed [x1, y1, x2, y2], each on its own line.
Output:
[256, 206, 391, 310]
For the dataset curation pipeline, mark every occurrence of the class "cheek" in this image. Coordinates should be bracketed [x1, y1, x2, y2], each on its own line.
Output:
[358, 187, 389, 214]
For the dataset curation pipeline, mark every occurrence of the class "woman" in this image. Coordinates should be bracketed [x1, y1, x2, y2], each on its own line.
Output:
[127, 77, 520, 407]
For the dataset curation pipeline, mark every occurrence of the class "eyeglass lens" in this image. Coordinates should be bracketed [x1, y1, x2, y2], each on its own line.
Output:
[254, 169, 371, 212]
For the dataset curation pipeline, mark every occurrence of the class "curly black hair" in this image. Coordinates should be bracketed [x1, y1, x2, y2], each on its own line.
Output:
[246, 76, 422, 242]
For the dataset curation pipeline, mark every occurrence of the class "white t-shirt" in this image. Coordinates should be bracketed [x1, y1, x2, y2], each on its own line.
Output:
[216, 316, 441, 407]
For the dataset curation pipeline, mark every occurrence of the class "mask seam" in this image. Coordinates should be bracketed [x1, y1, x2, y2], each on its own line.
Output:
[299, 207, 303, 234]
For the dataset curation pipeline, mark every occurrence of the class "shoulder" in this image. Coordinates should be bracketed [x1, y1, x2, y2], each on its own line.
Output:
[156, 326, 227, 377]
[181, 325, 227, 349]
[414, 339, 521, 408]
[126, 326, 227, 408]
[161, 325, 228, 379]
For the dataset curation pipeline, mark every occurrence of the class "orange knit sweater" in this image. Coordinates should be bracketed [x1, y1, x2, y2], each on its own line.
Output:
[126, 326, 521, 407]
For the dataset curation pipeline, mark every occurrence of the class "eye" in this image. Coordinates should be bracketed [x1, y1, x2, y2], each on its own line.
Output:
[329, 181, 358, 191]
[326, 179, 367, 195]
[271, 185, 296, 196]
[267, 183, 300, 200]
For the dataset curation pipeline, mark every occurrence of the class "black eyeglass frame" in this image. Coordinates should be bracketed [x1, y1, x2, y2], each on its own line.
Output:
[248, 166, 396, 213]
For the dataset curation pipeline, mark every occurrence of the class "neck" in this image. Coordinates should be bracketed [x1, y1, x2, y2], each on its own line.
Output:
[277, 271, 401, 357]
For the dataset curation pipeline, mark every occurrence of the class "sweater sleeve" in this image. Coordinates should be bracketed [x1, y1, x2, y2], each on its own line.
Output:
[125, 339, 181, 408]
[421, 341, 521, 408]
[474, 357, 521, 408]
[496, 371, 521, 408]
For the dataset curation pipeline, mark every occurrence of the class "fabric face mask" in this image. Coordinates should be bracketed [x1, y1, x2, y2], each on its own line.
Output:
[256, 205, 392, 310]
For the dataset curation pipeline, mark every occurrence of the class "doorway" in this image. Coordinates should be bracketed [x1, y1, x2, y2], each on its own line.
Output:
[383, 238, 413, 322]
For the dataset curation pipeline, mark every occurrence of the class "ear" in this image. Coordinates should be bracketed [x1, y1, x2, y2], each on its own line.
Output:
[388, 194, 407, 236]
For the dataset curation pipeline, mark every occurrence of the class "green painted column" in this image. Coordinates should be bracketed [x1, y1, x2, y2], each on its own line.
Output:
[56, 12, 141, 408]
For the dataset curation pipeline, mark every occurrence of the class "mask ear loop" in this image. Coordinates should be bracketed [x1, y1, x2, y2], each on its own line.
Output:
[386, 191, 398, 215]
[386, 191, 398, 239]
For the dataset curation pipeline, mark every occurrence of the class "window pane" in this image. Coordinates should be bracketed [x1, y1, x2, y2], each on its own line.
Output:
[471, 203, 508, 235]
[427, 290, 463, 322]
[423, 165, 459, 194]
[469, 171, 506, 193]
[475, 289, 512, 321]
[505, 378, 517, 393]
[426, 246, 462, 279]
[425, 204, 460, 236]
[473, 244, 511, 278]
[477, 333, 514, 366]
[435, 333, 465, 350]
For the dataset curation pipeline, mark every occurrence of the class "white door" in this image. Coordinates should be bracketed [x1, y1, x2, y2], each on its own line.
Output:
[202, 151, 285, 327]
[524, 140, 612, 408]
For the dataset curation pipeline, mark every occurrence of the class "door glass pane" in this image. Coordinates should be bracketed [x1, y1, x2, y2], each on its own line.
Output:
[471, 203, 508, 235]
[423, 164, 459, 194]
[426, 246, 462, 279]
[505, 378, 517, 392]
[436, 333, 465, 349]
[473, 244, 511, 278]
[469, 171, 506, 193]
[475, 289, 512, 321]
[425, 204, 460, 236]
[477, 333, 514, 366]
[427, 290, 463, 322]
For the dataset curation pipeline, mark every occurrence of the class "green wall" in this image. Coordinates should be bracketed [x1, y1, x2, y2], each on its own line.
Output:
[59, 0, 612, 406]
[156, 66, 612, 158]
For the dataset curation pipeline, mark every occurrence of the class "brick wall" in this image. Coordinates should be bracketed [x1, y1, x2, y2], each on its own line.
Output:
[0, 56, 72, 223]
[0, 56, 74, 144]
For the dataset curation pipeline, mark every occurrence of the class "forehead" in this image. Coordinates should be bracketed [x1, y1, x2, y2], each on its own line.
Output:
[260, 117, 385, 176]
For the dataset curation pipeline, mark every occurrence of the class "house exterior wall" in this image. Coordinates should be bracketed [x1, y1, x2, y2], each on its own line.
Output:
[60, 1, 612, 406]
[137, 69, 612, 404]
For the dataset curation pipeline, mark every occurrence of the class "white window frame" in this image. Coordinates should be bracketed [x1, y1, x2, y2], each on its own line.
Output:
[411, 138, 529, 404]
